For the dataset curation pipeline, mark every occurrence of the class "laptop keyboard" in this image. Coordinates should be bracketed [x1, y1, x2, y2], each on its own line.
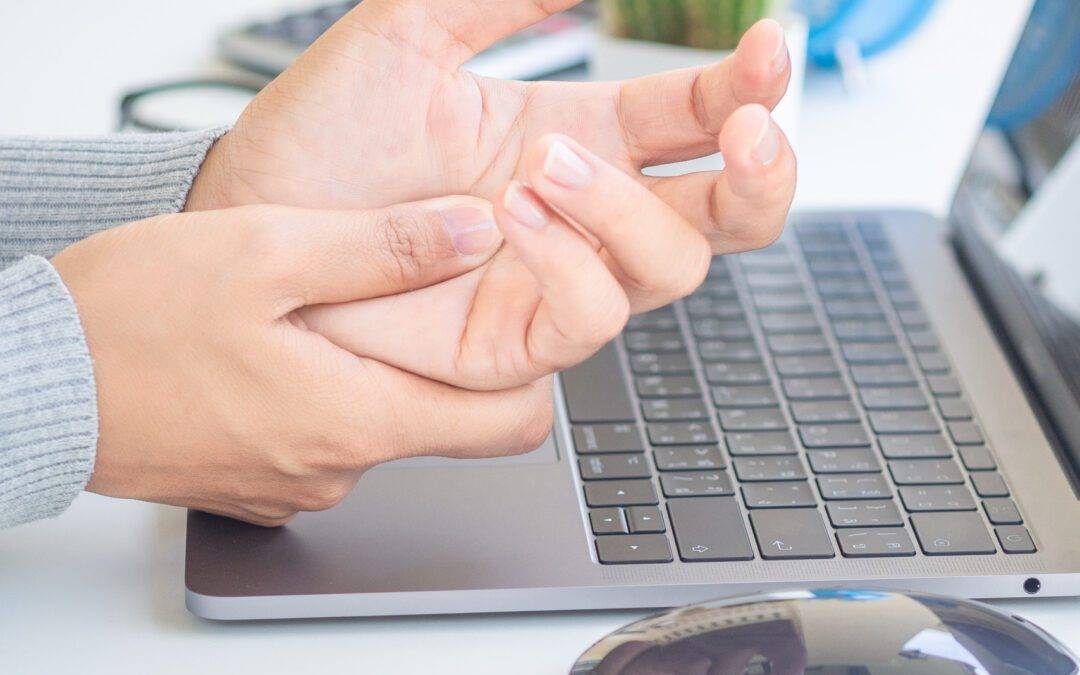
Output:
[562, 220, 1038, 564]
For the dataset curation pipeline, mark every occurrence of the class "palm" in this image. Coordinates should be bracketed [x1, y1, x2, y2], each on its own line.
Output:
[210, 0, 794, 389]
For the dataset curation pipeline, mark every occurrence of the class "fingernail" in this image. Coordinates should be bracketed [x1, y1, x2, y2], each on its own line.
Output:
[543, 140, 594, 189]
[503, 182, 548, 230]
[768, 20, 789, 75]
[439, 205, 498, 255]
[752, 114, 780, 166]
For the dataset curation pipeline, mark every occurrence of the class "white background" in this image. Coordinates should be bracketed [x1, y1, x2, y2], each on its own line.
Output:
[4, 1, 1078, 674]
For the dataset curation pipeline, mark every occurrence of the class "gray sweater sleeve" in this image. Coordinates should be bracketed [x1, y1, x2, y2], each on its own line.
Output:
[0, 129, 226, 528]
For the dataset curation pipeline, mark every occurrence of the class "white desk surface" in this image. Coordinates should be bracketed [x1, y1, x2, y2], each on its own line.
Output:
[4, 2, 1076, 674]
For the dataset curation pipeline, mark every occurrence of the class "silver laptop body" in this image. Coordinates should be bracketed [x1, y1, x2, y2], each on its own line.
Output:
[186, 14, 1080, 620]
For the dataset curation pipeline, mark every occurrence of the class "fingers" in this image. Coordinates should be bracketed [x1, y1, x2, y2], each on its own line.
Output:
[492, 182, 632, 373]
[340, 359, 558, 461]
[616, 19, 791, 166]
[352, 0, 581, 69]
[244, 197, 502, 309]
[648, 104, 796, 253]
[522, 134, 712, 312]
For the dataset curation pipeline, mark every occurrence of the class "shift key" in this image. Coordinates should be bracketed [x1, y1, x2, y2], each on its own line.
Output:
[668, 497, 754, 561]
[561, 343, 635, 422]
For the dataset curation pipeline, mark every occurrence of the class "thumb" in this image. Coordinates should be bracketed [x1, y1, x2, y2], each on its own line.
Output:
[276, 196, 501, 307]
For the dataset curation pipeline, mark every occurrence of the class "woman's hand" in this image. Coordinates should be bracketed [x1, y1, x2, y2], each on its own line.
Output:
[187, 0, 797, 257]
[51, 198, 557, 526]
[298, 131, 774, 390]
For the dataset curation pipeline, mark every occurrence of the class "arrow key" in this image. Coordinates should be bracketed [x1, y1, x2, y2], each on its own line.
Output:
[596, 535, 673, 564]
[627, 506, 666, 534]
[589, 508, 627, 535]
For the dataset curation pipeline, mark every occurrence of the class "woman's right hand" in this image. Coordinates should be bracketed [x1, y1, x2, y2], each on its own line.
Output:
[51, 198, 554, 527]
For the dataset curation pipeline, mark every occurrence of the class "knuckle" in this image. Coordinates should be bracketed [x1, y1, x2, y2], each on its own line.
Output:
[377, 208, 449, 285]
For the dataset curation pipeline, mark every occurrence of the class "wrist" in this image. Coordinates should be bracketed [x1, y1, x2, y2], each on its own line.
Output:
[185, 131, 242, 212]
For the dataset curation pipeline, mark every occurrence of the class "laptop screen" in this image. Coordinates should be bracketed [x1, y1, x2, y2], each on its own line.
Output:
[948, 0, 1080, 471]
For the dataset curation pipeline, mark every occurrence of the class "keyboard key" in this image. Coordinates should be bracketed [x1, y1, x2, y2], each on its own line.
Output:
[562, 344, 635, 422]
[686, 296, 743, 318]
[971, 472, 1009, 497]
[630, 353, 694, 375]
[648, 422, 718, 445]
[760, 312, 821, 334]
[705, 362, 770, 385]
[911, 513, 995, 555]
[695, 278, 737, 298]
[578, 454, 651, 481]
[750, 509, 835, 559]
[742, 482, 816, 508]
[949, 422, 985, 445]
[627, 309, 678, 332]
[800, 424, 871, 448]
[834, 320, 894, 342]
[624, 331, 685, 353]
[837, 528, 916, 557]
[851, 364, 917, 387]
[589, 508, 626, 535]
[791, 400, 860, 424]
[698, 340, 760, 362]
[841, 342, 906, 364]
[626, 506, 666, 534]
[718, 408, 788, 432]
[996, 526, 1036, 553]
[958, 446, 996, 471]
[983, 498, 1022, 525]
[898, 309, 930, 328]
[818, 475, 892, 500]
[937, 398, 973, 420]
[668, 497, 755, 561]
[660, 471, 735, 497]
[692, 318, 753, 340]
[907, 329, 941, 351]
[572, 424, 645, 454]
[754, 292, 811, 313]
[584, 480, 658, 507]
[917, 352, 951, 374]
[807, 448, 880, 474]
[654, 445, 725, 472]
[596, 534, 673, 564]
[726, 431, 798, 456]
[733, 457, 807, 482]
[712, 385, 778, 408]
[745, 271, 804, 292]
[889, 459, 964, 485]
[767, 333, 830, 356]
[859, 387, 928, 410]
[868, 410, 939, 434]
[928, 375, 962, 397]
[826, 501, 902, 527]
[642, 398, 708, 422]
[775, 355, 840, 377]
[825, 299, 884, 320]
[636, 375, 700, 398]
[783, 377, 850, 401]
[899, 485, 976, 512]
[878, 434, 952, 459]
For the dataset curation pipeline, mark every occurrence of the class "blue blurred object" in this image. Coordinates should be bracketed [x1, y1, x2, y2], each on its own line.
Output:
[987, 0, 1080, 131]
[797, 0, 937, 68]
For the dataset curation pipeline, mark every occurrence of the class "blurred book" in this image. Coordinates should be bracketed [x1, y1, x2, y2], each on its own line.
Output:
[218, 1, 596, 81]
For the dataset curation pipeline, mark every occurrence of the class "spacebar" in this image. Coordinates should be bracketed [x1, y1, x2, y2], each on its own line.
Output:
[668, 497, 755, 562]
[560, 341, 635, 422]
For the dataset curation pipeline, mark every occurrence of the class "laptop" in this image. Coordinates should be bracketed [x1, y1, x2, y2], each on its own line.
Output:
[185, 14, 1080, 621]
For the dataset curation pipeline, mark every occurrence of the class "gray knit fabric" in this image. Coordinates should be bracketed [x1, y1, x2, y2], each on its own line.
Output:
[0, 128, 226, 528]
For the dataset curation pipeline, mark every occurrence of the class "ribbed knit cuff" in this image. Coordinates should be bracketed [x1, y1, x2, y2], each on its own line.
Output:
[0, 256, 97, 528]
[0, 128, 228, 267]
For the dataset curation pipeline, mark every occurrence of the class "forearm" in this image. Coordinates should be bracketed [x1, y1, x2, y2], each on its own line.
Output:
[0, 128, 225, 527]
[0, 129, 226, 266]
